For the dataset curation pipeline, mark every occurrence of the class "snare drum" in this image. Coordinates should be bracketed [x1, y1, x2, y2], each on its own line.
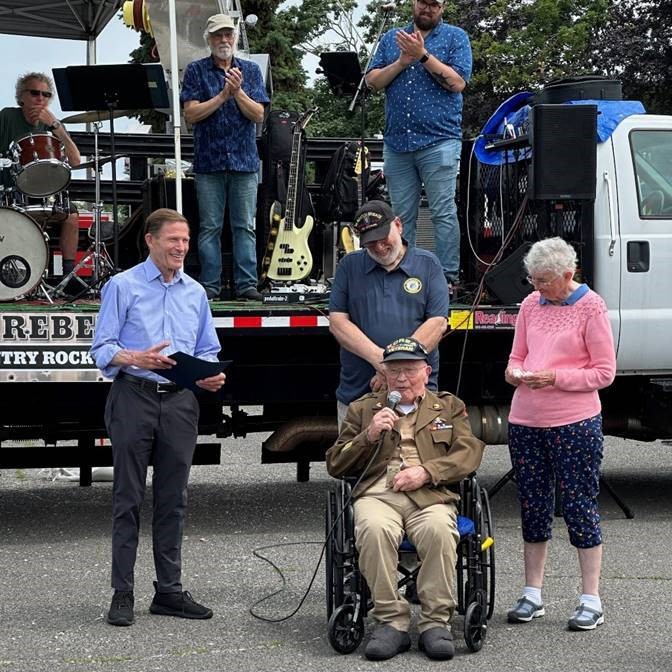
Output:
[0, 206, 49, 301]
[11, 190, 71, 227]
[10, 132, 71, 197]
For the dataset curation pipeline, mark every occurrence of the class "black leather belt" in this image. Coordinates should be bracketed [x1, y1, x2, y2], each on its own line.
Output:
[117, 371, 181, 394]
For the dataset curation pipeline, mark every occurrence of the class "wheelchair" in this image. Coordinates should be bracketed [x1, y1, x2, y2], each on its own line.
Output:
[325, 474, 495, 654]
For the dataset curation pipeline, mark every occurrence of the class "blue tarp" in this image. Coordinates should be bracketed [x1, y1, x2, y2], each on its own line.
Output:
[474, 94, 647, 166]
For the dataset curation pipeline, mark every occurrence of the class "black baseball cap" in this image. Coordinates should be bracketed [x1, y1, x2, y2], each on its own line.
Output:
[352, 201, 395, 245]
[382, 337, 429, 362]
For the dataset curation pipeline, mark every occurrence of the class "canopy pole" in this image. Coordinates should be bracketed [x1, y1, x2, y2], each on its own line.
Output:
[168, 0, 182, 211]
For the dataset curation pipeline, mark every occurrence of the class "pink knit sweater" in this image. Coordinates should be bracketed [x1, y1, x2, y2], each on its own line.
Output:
[508, 289, 616, 428]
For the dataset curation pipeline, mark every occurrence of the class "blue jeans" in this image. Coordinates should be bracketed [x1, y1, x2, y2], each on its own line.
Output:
[195, 171, 259, 296]
[383, 139, 462, 280]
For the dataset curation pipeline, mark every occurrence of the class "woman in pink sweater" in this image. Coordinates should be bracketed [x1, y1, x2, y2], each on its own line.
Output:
[504, 237, 616, 632]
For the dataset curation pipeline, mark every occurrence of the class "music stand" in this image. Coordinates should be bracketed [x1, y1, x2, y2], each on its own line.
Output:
[318, 52, 362, 97]
[53, 64, 169, 269]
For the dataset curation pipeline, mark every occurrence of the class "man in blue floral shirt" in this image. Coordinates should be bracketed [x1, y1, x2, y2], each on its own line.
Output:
[366, 0, 472, 289]
[181, 13, 269, 300]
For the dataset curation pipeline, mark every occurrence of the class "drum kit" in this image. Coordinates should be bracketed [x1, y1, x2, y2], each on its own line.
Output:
[0, 119, 115, 302]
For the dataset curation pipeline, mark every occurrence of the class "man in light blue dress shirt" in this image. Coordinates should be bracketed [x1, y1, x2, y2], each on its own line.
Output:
[91, 208, 225, 627]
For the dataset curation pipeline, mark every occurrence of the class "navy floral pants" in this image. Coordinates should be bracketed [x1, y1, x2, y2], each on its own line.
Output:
[508, 415, 603, 549]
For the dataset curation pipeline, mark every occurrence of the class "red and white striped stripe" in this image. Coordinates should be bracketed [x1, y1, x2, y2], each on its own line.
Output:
[213, 315, 330, 329]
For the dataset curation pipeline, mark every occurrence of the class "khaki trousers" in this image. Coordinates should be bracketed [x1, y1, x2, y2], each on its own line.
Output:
[354, 489, 459, 633]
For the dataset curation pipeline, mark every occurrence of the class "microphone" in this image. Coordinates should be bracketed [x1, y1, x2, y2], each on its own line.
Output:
[374, 390, 402, 445]
[244, 14, 258, 28]
[382, 2, 396, 10]
[386, 390, 402, 411]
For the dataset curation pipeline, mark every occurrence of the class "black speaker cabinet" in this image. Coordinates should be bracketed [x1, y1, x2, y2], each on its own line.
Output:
[528, 104, 597, 201]
[484, 243, 533, 305]
[143, 177, 233, 289]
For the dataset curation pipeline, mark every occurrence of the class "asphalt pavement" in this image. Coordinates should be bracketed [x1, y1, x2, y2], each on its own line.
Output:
[1, 433, 671, 672]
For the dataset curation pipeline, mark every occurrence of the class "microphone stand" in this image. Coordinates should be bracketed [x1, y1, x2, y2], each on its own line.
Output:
[349, 6, 395, 205]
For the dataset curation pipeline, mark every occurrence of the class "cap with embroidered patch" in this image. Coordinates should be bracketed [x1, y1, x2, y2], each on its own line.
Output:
[352, 200, 395, 245]
[206, 13, 235, 33]
[382, 337, 429, 362]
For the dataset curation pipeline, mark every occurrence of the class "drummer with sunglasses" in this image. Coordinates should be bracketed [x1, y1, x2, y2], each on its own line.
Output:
[0, 72, 81, 293]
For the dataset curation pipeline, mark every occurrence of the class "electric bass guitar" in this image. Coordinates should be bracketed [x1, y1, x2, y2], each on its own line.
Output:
[267, 107, 318, 282]
[341, 143, 369, 253]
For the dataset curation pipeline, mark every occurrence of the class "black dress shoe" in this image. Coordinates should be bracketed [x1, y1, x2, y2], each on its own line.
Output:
[149, 581, 213, 619]
[236, 287, 263, 301]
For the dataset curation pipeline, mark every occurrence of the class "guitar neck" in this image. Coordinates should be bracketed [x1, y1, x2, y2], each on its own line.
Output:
[284, 132, 303, 230]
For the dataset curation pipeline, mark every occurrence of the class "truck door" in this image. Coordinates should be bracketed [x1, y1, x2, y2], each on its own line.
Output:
[612, 118, 672, 371]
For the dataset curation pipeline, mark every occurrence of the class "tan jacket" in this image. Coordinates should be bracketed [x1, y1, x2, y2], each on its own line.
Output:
[326, 389, 485, 509]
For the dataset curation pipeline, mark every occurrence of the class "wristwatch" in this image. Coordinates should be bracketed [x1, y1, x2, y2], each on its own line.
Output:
[419, 51, 430, 64]
[49, 120, 62, 131]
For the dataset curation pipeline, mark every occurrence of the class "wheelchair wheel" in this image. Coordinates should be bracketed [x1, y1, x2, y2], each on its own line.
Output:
[464, 599, 487, 652]
[326, 489, 344, 618]
[327, 604, 364, 654]
[480, 488, 496, 620]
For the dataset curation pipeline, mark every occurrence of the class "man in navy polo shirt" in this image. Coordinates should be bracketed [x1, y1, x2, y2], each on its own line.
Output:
[181, 13, 270, 301]
[366, 0, 472, 289]
[329, 200, 449, 428]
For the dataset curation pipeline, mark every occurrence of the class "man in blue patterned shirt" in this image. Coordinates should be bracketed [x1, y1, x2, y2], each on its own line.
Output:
[181, 13, 270, 300]
[366, 0, 472, 289]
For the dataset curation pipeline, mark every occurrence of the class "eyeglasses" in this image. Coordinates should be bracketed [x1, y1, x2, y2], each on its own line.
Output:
[526, 274, 558, 288]
[416, 0, 444, 9]
[386, 366, 426, 379]
[26, 89, 53, 99]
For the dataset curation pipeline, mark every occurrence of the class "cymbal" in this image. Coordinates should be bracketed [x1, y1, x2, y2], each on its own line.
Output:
[71, 155, 115, 170]
[61, 109, 132, 124]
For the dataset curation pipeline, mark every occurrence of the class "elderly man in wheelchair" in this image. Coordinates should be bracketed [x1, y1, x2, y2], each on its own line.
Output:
[326, 336, 485, 661]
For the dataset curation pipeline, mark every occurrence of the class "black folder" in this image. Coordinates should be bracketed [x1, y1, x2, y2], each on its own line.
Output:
[152, 352, 231, 393]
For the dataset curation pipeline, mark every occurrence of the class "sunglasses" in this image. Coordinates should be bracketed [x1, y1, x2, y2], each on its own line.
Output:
[26, 89, 53, 99]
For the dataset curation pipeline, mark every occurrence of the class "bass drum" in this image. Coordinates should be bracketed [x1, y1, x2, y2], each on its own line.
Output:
[0, 207, 49, 301]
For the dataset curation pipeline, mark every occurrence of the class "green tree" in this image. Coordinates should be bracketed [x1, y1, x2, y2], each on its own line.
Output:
[462, 0, 610, 135]
[593, 0, 672, 115]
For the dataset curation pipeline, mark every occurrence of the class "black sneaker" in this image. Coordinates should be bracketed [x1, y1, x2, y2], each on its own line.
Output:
[235, 287, 263, 301]
[149, 581, 213, 619]
[107, 590, 134, 626]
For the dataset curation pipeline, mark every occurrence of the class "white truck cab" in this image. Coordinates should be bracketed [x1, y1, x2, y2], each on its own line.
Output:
[595, 114, 672, 373]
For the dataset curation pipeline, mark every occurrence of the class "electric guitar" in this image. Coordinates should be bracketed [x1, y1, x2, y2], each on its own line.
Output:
[267, 107, 318, 282]
[341, 144, 368, 254]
